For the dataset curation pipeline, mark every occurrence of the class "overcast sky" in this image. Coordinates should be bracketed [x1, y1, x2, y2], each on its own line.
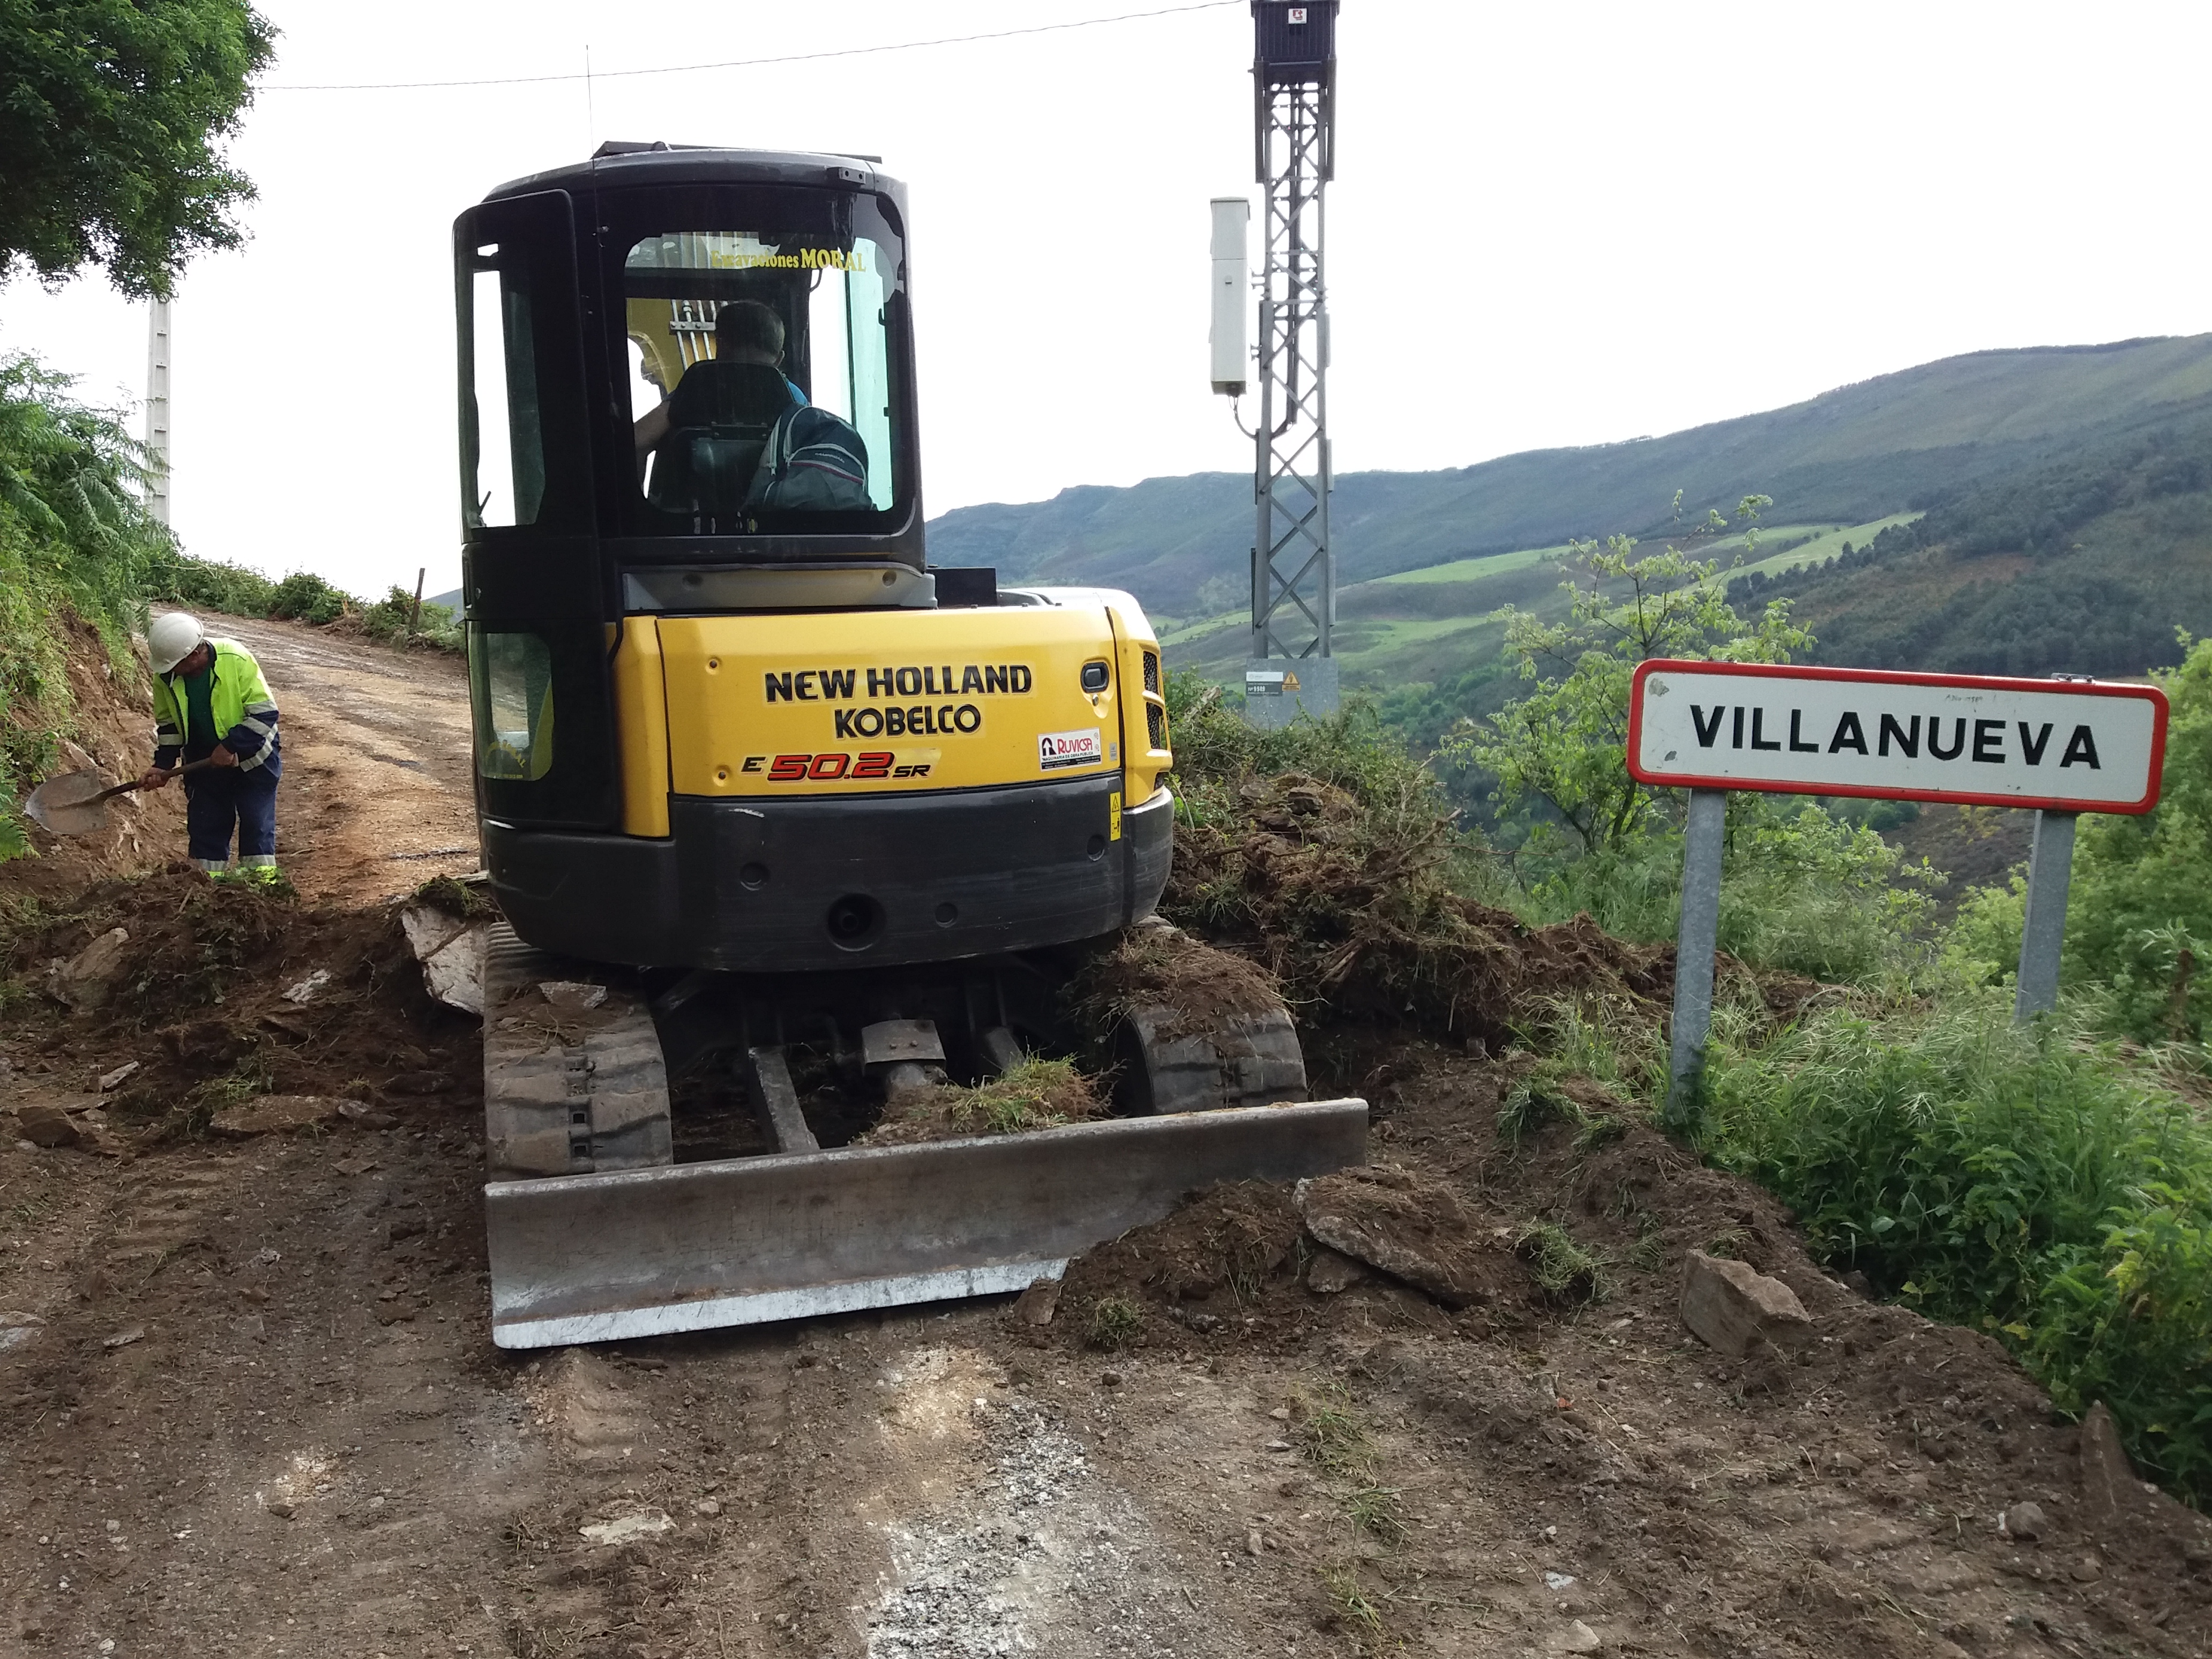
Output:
[4, 0, 2208, 599]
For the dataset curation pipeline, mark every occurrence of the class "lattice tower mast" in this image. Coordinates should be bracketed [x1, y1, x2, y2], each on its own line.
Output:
[1250, 1, 1336, 664]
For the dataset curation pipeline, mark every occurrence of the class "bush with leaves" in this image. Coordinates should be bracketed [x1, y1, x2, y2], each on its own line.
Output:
[0, 354, 173, 847]
[1701, 997, 2212, 1504]
[2062, 633, 2212, 1043]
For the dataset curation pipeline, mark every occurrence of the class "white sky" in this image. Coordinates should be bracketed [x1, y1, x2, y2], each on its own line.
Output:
[4, 0, 2209, 600]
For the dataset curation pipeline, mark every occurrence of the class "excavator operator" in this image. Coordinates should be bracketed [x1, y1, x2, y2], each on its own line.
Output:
[633, 299, 873, 514]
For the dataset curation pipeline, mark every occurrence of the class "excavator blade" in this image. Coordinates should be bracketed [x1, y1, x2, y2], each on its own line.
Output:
[483, 1098, 1367, 1348]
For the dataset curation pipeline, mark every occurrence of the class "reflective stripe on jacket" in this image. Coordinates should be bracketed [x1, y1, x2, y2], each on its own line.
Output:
[152, 639, 280, 772]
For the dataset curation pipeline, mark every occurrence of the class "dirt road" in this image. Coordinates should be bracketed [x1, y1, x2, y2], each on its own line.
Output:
[2, 619, 2208, 1658]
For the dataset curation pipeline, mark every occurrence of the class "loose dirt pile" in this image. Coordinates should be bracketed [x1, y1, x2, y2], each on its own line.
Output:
[2, 867, 479, 1147]
[1165, 770, 1677, 1045]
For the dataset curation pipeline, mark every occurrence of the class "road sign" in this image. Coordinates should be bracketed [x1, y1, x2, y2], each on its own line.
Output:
[1627, 660, 2168, 814]
[1634, 660, 2174, 1126]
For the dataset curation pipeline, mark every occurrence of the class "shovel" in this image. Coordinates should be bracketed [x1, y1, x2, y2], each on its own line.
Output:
[24, 757, 219, 836]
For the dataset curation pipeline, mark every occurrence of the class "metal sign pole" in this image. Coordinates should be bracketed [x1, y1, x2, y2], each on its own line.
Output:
[1665, 787, 1727, 1128]
[2013, 809, 2078, 1022]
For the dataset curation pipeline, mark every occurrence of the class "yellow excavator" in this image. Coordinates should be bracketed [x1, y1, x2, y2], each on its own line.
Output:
[455, 143, 1364, 1348]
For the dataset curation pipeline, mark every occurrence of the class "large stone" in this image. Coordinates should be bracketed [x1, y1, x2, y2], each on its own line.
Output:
[49, 927, 131, 1012]
[1679, 1249, 1812, 1357]
[1294, 1164, 1513, 1309]
[15, 1101, 85, 1148]
[210, 1094, 342, 1137]
[400, 903, 487, 1016]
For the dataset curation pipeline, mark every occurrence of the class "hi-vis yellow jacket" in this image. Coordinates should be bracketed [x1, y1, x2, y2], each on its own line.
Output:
[152, 639, 280, 772]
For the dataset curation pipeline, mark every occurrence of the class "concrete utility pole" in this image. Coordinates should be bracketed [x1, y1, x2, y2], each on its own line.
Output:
[1242, 1, 1340, 728]
[144, 298, 173, 524]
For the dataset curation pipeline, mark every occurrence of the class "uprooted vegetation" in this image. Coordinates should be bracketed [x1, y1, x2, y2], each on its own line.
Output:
[856, 1057, 1109, 1146]
[1160, 686, 1674, 1047]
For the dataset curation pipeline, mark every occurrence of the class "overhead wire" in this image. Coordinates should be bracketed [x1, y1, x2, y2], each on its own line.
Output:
[262, 1, 1240, 92]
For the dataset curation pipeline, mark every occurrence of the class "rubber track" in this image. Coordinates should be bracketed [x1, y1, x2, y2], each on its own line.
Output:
[481, 922, 673, 1179]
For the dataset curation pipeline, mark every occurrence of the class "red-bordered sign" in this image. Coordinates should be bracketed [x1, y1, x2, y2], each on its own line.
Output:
[1626, 659, 2169, 814]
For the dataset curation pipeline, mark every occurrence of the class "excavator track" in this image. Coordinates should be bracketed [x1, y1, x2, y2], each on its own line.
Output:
[481, 924, 673, 1178]
[480, 927, 1366, 1348]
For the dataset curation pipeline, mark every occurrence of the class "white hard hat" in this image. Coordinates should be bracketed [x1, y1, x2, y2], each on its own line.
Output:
[148, 612, 205, 675]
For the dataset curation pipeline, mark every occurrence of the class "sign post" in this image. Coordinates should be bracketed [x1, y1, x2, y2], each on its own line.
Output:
[2013, 810, 2077, 1020]
[1666, 788, 1727, 1127]
[1628, 661, 2170, 1119]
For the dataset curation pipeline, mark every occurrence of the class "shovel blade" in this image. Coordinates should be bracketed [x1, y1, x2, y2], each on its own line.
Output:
[23, 771, 112, 836]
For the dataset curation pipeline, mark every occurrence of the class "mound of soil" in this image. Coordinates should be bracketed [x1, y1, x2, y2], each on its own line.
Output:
[4, 610, 185, 901]
[0, 866, 479, 1141]
[1165, 770, 1678, 1045]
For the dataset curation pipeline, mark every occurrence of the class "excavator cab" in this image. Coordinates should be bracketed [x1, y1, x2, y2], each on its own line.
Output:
[454, 145, 1362, 1348]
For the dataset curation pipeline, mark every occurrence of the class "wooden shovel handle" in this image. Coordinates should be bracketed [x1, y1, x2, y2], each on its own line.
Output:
[98, 756, 219, 804]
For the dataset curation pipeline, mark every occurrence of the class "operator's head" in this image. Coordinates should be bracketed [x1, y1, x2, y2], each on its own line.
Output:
[714, 301, 785, 367]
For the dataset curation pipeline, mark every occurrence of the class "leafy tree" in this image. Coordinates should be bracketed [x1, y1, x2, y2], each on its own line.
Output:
[1443, 494, 1806, 856]
[1, 0, 276, 296]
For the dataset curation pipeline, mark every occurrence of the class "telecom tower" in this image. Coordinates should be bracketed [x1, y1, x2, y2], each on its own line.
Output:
[144, 298, 173, 525]
[1213, 1, 1339, 727]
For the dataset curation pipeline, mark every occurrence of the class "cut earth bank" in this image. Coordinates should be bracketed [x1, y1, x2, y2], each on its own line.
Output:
[1, 613, 2207, 1658]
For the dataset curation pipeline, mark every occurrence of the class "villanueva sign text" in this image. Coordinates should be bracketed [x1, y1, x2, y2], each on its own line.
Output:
[1627, 661, 2166, 812]
[1626, 660, 2171, 1124]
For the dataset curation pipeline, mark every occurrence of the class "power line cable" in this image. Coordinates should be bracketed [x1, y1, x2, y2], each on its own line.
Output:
[263, 1, 1239, 92]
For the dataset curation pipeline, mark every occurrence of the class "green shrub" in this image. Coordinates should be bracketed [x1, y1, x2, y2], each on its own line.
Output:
[2061, 635, 2212, 1042]
[1528, 795, 1939, 985]
[265, 569, 348, 625]
[1701, 998, 2212, 1503]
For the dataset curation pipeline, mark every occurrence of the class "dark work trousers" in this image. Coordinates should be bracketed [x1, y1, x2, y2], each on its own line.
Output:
[182, 763, 280, 870]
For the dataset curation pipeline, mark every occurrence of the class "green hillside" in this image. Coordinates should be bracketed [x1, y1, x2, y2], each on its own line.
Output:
[1737, 408, 2212, 679]
[928, 334, 2212, 617]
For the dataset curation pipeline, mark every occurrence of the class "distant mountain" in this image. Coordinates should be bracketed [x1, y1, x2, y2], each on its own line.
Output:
[926, 334, 2212, 618]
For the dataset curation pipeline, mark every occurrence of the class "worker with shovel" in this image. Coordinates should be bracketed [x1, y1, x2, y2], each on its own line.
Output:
[136, 613, 283, 876]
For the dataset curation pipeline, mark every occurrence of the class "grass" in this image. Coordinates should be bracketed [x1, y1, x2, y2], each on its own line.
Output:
[1515, 1222, 1609, 1305]
[1700, 994, 2212, 1505]
[1085, 1295, 1142, 1351]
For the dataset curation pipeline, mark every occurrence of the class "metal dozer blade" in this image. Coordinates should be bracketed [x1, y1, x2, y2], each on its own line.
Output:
[478, 925, 1367, 1349]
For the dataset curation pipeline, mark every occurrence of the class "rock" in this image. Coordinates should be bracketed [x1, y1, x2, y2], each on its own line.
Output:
[1305, 1245, 1370, 1295]
[2069, 1552, 2102, 1582]
[2078, 1400, 2141, 1534]
[280, 969, 332, 1005]
[1679, 1249, 1812, 1357]
[265, 1499, 295, 1520]
[1012, 1277, 1060, 1327]
[0, 1311, 44, 1352]
[101, 1325, 144, 1350]
[336, 1100, 398, 1130]
[1294, 1165, 1511, 1309]
[97, 1061, 139, 1092]
[2002, 1500, 2046, 1542]
[579, 1506, 674, 1546]
[400, 903, 486, 1015]
[16, 1102, 85, 1148]
[693, 1497, 722, 1518]
[539, 980, 608, 1013]
[210, 1095, 341, 1137]
[49, 928, 131, 1012]
[1553, 1620, 1603, 1654]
